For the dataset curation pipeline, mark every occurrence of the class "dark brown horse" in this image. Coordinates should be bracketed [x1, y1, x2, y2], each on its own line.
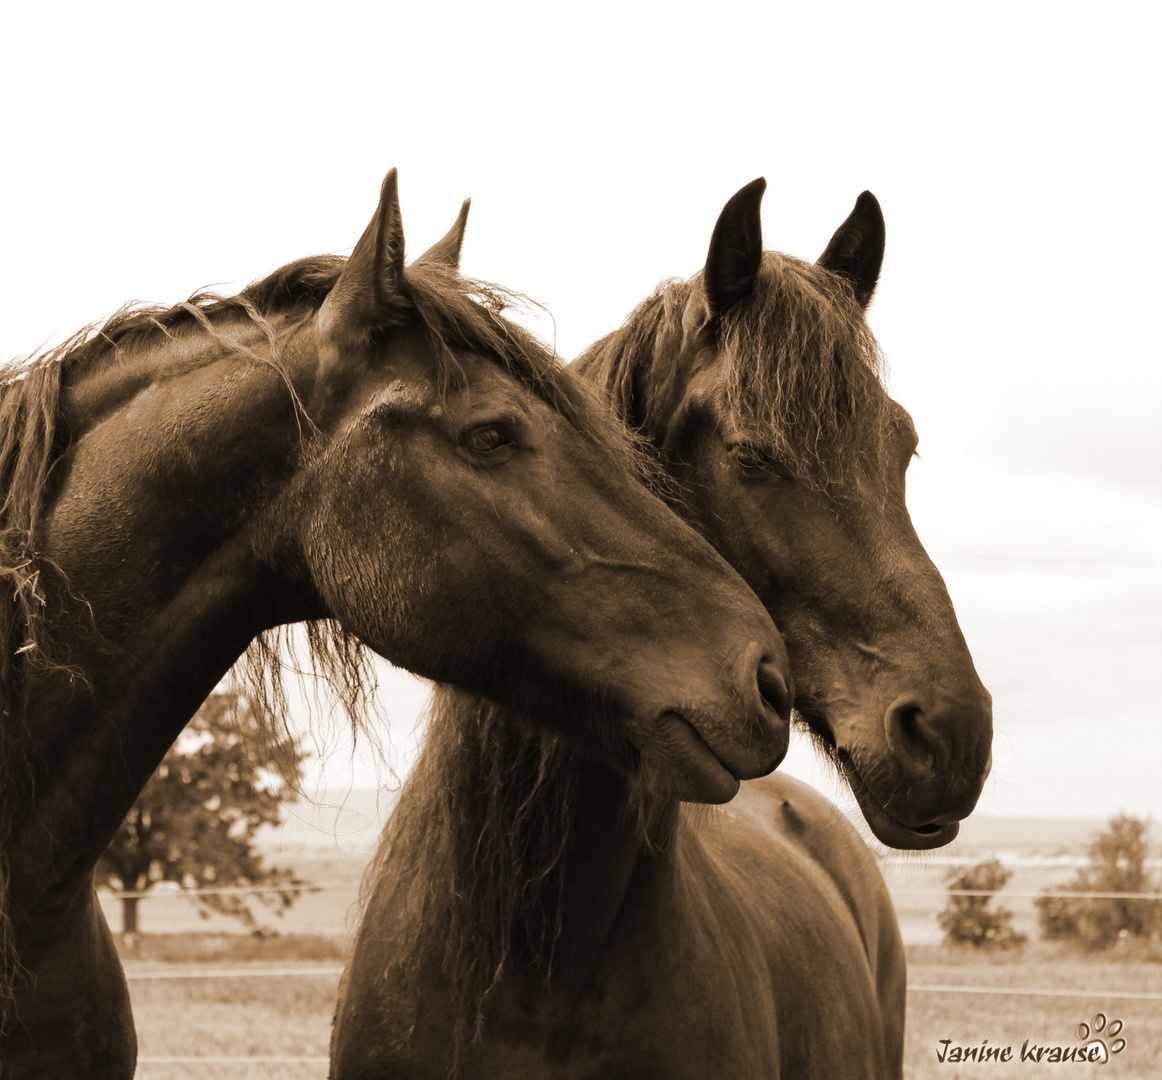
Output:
[0, 172, 791, 1077]
[333, 690, 903, 1078]
[332, 185, 992, 1078]
[578, 180, 992, 849]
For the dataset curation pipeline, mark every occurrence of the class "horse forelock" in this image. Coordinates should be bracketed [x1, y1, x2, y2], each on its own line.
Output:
[584, 254, 895, 495]
[715, 253, 893, 492]
[401, 262, 664, 493]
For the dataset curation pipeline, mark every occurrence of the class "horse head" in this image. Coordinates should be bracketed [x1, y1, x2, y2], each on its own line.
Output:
[272, 171, 792, 803]
[579, 180, 992, 847]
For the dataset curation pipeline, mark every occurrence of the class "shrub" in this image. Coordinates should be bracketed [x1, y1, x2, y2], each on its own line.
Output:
[1035, 814, 1158, 951]
[938, 859, 1027, 951]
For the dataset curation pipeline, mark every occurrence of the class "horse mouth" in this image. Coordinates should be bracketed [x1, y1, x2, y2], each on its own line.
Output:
[645, 712, 741, 804]
[838, 752, 959, 851]
[796, 707, 960, 849]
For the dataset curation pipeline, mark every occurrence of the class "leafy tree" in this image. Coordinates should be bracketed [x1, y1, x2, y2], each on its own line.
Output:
[1036, 813, 1157, 951]
[938, 859, 1027, 951]
[96, 690, 308, 933]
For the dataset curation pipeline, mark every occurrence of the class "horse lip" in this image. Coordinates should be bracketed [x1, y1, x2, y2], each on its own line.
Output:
[649, 711, 741, 804]
[839, 752, 960, 851]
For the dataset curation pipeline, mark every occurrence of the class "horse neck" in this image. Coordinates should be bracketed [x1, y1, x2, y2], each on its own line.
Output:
[10, 316, 317, 900]
[386, 689, 680, 1012]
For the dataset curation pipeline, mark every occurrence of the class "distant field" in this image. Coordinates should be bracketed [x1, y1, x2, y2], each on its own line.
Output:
[110, 802, 1160, 1075]
[906, 944, 1162, 1079]
[128, 957, 339, 1079]
[120, 938, 1162, 1078]
[102, 806, 1132, 944]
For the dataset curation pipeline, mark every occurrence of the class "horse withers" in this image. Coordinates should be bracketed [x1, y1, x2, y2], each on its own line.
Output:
[0, 172, 790, 1077]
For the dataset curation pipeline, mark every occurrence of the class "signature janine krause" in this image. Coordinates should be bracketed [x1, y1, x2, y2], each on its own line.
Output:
[936, 1039, 1106, 1064]
[936, 1017, 1126, 1065]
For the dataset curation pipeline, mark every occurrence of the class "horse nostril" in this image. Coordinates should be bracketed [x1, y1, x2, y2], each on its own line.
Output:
[757, 657, 793, 723]
[883, 698, 950, 779]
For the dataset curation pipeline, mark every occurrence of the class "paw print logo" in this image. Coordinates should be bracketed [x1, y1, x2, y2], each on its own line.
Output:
[1076, 1014, 1126, 1064]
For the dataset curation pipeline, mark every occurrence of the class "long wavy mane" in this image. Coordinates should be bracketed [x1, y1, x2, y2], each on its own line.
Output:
[368, 689, 577, 1048]
[0, 252, 653, 1017]
[362, 685, 675, 1053]
[578, 251, 894, 492]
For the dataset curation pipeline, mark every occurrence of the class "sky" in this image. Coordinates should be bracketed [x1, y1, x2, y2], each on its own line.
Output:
[2, 1, 1159, 823]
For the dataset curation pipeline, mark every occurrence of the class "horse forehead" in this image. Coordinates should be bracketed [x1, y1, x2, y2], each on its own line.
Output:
[675, 365, 730, 423]
[366, 379, 442, 419]
[362, 360, 536, 423]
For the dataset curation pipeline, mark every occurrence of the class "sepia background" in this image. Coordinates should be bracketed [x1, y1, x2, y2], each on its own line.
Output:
[3, 2, 1160, 1073]
[4, 0, 1156, 823]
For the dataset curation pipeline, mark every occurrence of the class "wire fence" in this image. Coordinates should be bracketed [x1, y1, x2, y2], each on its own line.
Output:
[121, 962, 1162, 1001]
[101, 883, 1162, 901]
[118, 881, 1162, 1069]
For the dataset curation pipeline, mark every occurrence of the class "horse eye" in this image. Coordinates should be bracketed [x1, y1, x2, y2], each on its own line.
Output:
[463, 424, 515, 458]
[728, 443, 773, 475]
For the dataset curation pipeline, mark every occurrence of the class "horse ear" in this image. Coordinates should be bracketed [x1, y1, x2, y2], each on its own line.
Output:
[817, 191, 885, 308]
[703, 178, 766, 318]
[319, 169, 406, 332]
[416, 198, 471, 269]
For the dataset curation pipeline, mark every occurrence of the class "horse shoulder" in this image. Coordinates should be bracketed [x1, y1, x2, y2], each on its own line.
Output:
[724, 773, 906, 1076]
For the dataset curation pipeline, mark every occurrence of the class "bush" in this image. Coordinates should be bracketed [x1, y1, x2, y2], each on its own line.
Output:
[96, 690, 308, 933]
[1035, 813, 1159, 951]
[938, 859, 1027, 951]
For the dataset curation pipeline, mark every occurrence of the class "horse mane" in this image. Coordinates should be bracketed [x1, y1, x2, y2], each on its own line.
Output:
[365, 689, 575, 1047]
[578, 251, 894, 492]
[0, 251, 656, 1019]
[362, 686, 674, 1051]
[0, 359, 65, 1009]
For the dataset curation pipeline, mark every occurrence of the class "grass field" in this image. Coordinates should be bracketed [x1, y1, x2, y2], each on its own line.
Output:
[114, 809, 1161, 1076]
[118, 936, 1162, 1078]
[905, 943, 1162, 1079]
[131, 966, 338, 1079]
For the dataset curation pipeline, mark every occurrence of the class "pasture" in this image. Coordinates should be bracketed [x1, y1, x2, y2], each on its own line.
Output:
[110, 812, 1162, 1078]
[121, 937, 1162, 1079]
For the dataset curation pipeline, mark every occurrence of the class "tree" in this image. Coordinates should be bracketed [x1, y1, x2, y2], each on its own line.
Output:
[938, 860, 1027, 951]
[1036, 813, 1157, 951]
[96, 690, 308, 933]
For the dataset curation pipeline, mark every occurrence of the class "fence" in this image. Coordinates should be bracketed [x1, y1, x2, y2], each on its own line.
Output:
[111, 882, 1162, 1070]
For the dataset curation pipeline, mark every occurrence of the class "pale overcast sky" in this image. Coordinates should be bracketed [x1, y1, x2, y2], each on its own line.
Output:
[3, 1, 1158, 822]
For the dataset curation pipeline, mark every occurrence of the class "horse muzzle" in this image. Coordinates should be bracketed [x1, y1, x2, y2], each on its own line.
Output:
[633, 642, 793, 804]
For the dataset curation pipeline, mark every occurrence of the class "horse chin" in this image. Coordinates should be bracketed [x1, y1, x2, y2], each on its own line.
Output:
[839, 755, 960, 851]
[638, 712, 742, 805]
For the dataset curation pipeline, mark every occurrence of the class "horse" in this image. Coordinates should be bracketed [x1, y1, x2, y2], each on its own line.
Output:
[0, 171, 793, 1077]
[333, 691, 904, 1079]
[576, 179, 992, 849]
[331, 183, 992, 1078]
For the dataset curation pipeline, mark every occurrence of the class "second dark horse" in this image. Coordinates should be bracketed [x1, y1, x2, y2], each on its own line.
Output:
[331, 185, 991, 1077]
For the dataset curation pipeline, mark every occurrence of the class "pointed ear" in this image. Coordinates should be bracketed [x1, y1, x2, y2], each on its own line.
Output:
[318, 169, 406, 334]
[817, 191, 885, 308]
[416, 198, 471, 268]
[703, 178, 766, 318]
